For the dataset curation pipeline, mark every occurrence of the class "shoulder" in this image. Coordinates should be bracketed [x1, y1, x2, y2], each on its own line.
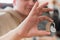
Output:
[0, 9, 15, 22]
[0, 7, 13, 17]
[0, 9, 17, 27]
[0, 10, 11, 18]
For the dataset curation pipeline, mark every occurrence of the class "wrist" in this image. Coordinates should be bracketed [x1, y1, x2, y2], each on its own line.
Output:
[10, 29, 22, 40]
[0, 29, 22, 40]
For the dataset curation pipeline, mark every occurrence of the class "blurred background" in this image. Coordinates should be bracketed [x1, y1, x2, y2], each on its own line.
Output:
[0, 0, 13, 9]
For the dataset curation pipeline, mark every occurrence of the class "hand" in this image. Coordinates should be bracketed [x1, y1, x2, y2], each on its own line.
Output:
[16, 2, 53, 38]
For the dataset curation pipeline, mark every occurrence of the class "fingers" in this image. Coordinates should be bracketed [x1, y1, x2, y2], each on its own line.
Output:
[36, 30, 50, 36]
[29, 2, 39, 15]
[32, 2, 48, 10]
[38, 8, 53, 16]
[26, 30, 50, 37]
[42, 8, 53, 12]
[26, 26, 51, 37]
[36, 2, 53, 16]
[32, 2, 39, 10]
[38, 16, 53, 22]
[38, 2, 48, 8]
[37, 2, 48, 10]
[30, 2, 53, 16]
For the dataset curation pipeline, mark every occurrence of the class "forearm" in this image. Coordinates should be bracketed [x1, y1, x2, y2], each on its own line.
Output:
[0, 16, 35, 40]
[0, 29, 22, 40]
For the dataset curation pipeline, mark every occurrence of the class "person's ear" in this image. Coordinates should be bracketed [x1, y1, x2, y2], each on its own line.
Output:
[13, 0, 16, 6]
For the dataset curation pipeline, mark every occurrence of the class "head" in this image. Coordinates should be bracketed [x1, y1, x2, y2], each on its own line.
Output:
[13, 0, 37, 16]
[13, 0, 57, 16]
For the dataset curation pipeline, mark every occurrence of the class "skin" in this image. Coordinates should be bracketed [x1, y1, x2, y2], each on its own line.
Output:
[13, 0, 36, 16]
[0, 0, 55, 40]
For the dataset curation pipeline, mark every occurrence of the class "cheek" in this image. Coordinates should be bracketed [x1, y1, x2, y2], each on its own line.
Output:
[16, 3, 25, 11]
[18, 2, 27, 10]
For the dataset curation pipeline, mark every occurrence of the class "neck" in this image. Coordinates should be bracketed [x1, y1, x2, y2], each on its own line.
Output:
[14, 10, 27, 19]
[13, 7, 27, 19]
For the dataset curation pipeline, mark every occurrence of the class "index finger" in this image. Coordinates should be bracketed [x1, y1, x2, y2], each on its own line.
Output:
[38, 2, 48, 9]
[32, 2, 39, 10]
